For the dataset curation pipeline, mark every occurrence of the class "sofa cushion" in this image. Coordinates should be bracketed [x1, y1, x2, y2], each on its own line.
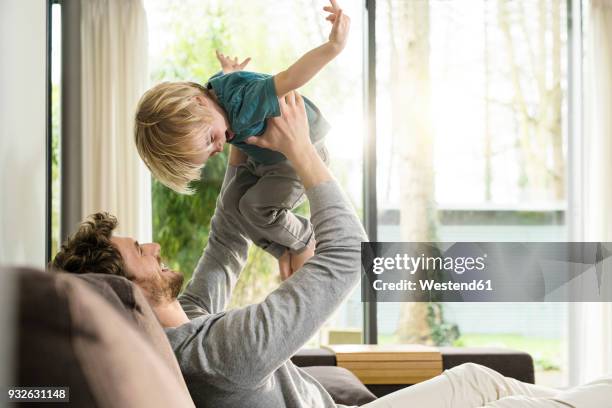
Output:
[302, 366, 377, 406]
[74, 273, 187, 387]
[439, 347, 535, 384]
[14, 267, 194, 407]
[75, 273, 139, 320]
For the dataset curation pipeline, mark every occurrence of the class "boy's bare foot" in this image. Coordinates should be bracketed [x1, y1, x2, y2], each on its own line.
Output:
[278, 250, 292, 281]
[290, 238, 316, 273]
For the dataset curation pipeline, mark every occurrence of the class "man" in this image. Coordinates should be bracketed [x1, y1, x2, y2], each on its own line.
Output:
[53, 93, 611, 407]
[53, 92, 367, 407]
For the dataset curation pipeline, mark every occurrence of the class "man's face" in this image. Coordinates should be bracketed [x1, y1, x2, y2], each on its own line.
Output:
[111, 236, 184, 305]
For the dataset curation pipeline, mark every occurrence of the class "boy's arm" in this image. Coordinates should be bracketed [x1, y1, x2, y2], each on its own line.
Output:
[273, 1, 350, 96]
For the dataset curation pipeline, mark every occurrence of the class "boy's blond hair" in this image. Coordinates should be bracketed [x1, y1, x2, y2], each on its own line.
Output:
[134, 81, 213, 194]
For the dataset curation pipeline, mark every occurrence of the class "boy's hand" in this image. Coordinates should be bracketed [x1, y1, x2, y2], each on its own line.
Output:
[324, 0, 350, 53]
[216, 50, 251, 74]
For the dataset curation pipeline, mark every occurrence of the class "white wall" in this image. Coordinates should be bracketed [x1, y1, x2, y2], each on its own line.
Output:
[0, 0, 47, 268]
[0, 0, 48, 391]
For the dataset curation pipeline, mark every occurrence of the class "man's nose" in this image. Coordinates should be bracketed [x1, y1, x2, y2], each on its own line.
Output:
[143, 242, 161, 257]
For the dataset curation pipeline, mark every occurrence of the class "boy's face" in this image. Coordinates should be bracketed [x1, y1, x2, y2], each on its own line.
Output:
[191, 95, 235, 166]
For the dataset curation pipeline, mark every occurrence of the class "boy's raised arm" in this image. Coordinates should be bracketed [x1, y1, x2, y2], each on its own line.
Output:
[273, 0, 350, 96]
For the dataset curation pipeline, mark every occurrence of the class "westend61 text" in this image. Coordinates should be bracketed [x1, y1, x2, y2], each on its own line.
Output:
[372, 279, 493, 292]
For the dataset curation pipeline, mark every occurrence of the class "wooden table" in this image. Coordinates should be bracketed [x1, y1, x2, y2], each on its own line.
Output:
[324, 344, 443, 385]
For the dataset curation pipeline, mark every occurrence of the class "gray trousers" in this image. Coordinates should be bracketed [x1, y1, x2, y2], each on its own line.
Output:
[222, 143, 329, 259]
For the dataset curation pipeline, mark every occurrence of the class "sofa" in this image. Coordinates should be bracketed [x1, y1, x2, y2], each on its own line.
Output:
[291, 346, 535, 398]
[8, 267, 535, 406]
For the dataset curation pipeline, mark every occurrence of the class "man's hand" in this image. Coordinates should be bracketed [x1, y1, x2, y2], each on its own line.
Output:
[324, 0, 350, 53]
[247, 91, 332, 189]
[246, 92, 313, 163]
[216, 50, 251, 74]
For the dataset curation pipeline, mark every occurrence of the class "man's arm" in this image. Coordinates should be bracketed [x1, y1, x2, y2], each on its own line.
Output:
[206, 179, 365, 388]
[273, 0, 350, 96]
[178, 147, 251, 317]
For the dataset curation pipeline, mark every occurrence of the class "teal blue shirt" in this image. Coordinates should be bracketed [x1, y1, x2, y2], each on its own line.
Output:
[206, 71, 330, 164]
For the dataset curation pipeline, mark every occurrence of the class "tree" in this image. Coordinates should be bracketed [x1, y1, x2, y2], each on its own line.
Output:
[497, 0, 564, 201]
[386, 0, 458, 346]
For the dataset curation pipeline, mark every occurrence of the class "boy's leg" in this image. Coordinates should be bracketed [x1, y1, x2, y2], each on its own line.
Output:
[238, 158, 311, 259]
[233, 143, 329, 259]
[220, 160, 294, 258]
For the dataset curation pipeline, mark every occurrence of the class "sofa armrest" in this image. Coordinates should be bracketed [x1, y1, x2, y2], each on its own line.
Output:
[439, 347, 535, 384]
[291, 347, 337, 367]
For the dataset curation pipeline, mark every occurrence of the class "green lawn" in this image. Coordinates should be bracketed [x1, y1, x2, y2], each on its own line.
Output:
[455, 333, 563, 371]
[379, 333, 563, 371]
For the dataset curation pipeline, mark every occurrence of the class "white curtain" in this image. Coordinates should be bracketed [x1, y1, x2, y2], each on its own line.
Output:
[81, 0, 151, 241]
[568, 0, 612, 386]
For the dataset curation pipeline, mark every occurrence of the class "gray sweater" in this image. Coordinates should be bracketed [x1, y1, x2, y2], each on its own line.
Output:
[165, 166, 367, 408]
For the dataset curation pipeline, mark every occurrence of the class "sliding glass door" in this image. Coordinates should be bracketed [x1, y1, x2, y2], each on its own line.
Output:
[374, 0, 570, 387]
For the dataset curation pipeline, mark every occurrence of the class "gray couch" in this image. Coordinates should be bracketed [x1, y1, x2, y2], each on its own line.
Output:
[291, 346, 535, 398]
[11, 267, 534, 406]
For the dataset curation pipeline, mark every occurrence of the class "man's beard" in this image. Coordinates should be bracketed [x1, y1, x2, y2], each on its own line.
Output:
[164, 270, 184, 300]
[139, 270, 184, 305]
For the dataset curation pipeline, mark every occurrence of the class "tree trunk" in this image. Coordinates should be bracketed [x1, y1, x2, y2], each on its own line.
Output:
[498, 0, 564, 201]
[387, 0, 438, 344]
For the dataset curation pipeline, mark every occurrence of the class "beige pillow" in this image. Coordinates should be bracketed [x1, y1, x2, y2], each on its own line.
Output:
[15, 268, 194, 408]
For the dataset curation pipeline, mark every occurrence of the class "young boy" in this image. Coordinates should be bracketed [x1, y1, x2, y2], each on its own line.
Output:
[134, 1, 350, 271]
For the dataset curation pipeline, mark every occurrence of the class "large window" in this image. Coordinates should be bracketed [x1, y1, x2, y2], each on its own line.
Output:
[375, 0, 569, 387]
[145, 0, 364, 345]
[145, 0, 573, 385]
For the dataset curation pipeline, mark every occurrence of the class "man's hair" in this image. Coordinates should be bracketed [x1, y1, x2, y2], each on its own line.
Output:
[51, 212, 126, 277]
[134, 81, 214, 194]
